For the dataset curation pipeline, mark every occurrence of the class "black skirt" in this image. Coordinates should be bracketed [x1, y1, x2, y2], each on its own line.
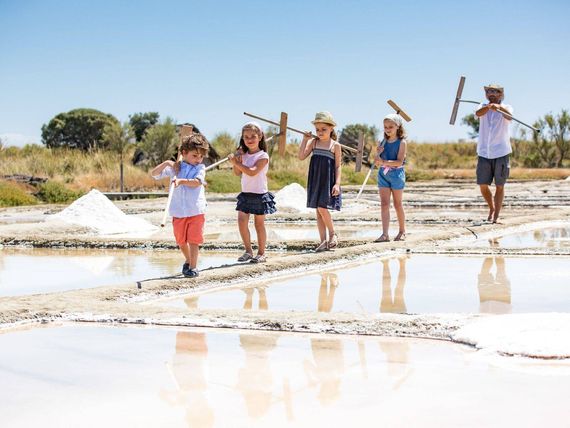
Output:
[236, 192, 277, 215]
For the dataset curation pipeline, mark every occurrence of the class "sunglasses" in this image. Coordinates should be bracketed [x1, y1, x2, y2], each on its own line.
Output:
[486, 89, 503, 94]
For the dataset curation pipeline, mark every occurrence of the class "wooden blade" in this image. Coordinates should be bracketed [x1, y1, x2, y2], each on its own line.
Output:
[387, 100, 412, 122]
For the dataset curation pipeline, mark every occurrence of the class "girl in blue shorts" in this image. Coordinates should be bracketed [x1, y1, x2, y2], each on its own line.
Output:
[375, 114, 407, 242]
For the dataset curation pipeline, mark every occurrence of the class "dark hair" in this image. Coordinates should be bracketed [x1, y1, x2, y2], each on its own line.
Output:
[174, 133, 209, 174]
[239, 123, 267, 153]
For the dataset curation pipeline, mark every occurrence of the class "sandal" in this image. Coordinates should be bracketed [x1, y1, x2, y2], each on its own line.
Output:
[328, 233, 338, 249]
[315, 240, 329, 253]
[237, 252, 253, 262]
[250, 254, 267, 263]
[374, 234, 390, 243]
[394, 232, 406, 241]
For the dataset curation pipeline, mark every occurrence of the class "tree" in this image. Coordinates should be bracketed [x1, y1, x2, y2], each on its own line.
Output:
[139, 117, 179, 166]
[339, 123, 379, 166]
[129, 112, 160, 142]
[533, 110, 570, 167]
[41, 108, 119, 151]
[211, 131, 237, 157]
[461, 113, 479, 139]
[103, 121, 134, 192]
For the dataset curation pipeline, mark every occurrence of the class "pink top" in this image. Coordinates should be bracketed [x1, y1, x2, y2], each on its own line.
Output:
[241, 150, 269, 194]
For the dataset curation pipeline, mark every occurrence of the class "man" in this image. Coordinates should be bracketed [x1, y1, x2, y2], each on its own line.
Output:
[475, 84, 513, 223]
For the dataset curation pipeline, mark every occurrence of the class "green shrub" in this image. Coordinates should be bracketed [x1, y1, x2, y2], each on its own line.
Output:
[268, 170, 307, 190]
[0, 181, 37, 207]
[36, 181, 83, 203]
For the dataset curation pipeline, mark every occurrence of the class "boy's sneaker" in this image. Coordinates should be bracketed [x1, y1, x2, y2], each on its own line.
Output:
[182, 263, 190, 276]
[184, 268, 199, 278]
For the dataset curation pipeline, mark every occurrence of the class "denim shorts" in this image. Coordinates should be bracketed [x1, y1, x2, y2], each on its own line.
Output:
[377, 167, 406, 190]
[476, 155, 510, 186]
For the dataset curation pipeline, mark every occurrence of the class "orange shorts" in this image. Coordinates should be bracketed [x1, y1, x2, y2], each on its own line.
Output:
[172, 215, 205, 245]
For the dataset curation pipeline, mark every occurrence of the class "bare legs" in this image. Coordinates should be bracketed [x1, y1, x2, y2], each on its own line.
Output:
[479, 184, 505, 223]
[238, 211, 266, 256]
[378, 188, 406, 240]
[179, 243, 199, 269]
[316, 207, 335, 244]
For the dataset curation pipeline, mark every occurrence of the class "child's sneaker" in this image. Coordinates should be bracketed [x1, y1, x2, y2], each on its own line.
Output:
[182, 263, 190, 276]
[250, 254, 267, 263]
[237, 252, 253, 262]
[184, 268, 199, 278]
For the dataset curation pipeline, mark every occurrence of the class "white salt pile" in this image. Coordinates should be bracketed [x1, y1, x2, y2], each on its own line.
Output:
[52, 189, 158, 235]
[453, 313, 570, 359]
[275, 183, 312, 213]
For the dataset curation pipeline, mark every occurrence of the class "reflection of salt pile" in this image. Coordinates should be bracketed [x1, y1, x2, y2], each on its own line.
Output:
[52, 189, 158, 235]
[275, 183, 312, 213]
[453, 313, 570, 359]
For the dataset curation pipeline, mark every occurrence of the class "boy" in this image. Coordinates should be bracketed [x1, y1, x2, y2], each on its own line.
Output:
[475, 83, 513, 223]
[151, 133, 209, 277]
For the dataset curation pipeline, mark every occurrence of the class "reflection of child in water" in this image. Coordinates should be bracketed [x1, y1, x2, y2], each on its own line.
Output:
[242, 286, 268, 310]
[478, 257, 511, 314]
[163, 331, 214, 428]
[318, 272, 339, 312]
[304, 338, 345, 405]
[379, 257, 407, 314]
[236, 333, 278, 418]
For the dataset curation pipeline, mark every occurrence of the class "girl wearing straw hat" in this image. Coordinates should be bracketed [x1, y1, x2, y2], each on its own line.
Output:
[298, 111, 342, 252]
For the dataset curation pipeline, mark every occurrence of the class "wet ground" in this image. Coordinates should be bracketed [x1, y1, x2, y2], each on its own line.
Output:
[0, 180, 569, 426]
[1, 324, 569, 428]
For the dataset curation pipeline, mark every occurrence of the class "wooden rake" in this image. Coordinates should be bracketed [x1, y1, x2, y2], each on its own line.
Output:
[244, 111, 366, 172]
[205, 112, 288, 173]
[449, 75, 539, 133]
[356, 100, 412, 201]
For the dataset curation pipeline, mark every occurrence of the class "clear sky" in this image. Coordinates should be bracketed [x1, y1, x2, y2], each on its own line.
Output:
[1, 0, 569, 146]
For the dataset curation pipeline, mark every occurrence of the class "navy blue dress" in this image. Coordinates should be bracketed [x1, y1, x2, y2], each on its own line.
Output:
[306, 146, 342, 211]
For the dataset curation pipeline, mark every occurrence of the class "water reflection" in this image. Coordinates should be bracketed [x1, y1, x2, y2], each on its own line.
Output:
[242, 287, 269, 311]
[477, 257, 512, 314]
[304, 338, 345, 405]
[162, 332, 214, 428]
[318, 273, 339, 312]
[236, 334, 278, 418]
[380, 257, 407, 314]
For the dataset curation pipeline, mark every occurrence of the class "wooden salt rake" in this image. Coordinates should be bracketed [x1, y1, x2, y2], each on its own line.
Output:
[355, 100, 412, 200]
[244, 111, 367, 172]
[449, 75, 539, 133]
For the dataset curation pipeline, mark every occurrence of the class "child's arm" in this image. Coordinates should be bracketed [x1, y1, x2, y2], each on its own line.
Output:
[332, 142, 342, 196]
[150, 160, 175, 178]
[230, 157, 269, 177]
[379, 140, 407, 168]
[174, 164, 206, 188]
[298, 133, 316, 160]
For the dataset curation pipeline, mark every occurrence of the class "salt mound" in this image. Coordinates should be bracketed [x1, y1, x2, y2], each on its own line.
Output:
[52, 189, 158, 235]
[275, 183, 312, 213]
[453, 313, 570, 359]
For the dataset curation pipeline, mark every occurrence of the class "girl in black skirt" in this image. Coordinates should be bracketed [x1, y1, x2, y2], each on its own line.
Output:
[228, 122, 276, 263]
[298, 112, 342, 252]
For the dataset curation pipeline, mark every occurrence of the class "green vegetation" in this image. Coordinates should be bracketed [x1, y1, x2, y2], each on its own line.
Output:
[35, 181, 84, 204]
[41, 108, 119, 150]
[0, 181, 37, 207]
[139, 117, 178, 165]
[129, 112, 160, 142]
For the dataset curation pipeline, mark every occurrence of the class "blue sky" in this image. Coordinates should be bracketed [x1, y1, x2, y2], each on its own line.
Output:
[1, 0, 569, 146]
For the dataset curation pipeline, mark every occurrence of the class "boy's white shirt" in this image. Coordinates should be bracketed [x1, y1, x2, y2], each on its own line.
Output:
[152, 162, 206, 217]
[476, 103, 513, 159]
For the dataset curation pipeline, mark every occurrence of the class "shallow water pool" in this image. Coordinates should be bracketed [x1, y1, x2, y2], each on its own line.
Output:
[160, 254, 570, 315]
[0, 324, 568, 428]
[0, 248, 238, 296]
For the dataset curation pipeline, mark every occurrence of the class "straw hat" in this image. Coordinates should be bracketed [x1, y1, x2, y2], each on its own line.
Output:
[311, 111, 337, 127]
[484, 84, 504, 92]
